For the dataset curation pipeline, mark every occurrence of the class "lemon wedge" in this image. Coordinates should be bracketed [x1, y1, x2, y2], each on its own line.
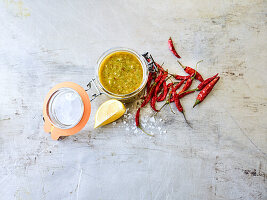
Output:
[94, 99, 126, 128]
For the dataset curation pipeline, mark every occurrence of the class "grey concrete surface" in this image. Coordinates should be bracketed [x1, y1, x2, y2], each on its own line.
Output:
[0, 0, 266, 199]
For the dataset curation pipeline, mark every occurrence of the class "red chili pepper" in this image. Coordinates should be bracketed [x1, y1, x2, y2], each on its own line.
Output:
[154, 73, 168, 104]
[142, 84, 156, 107]
[193, 77, 220, 108]
[166, 80, 186, 103]
[177, 60, 204, 82]
[174, 94, 183, 113]
[155, 62, 165, 72]
[174, 79, 185, 91]
[150, 95, 159, 112]
[143, 70, 166, 107]
[156, 81, 164, 96]
[159, 82, 173, 103]
[157, 81, 168, 102]
[174, 94, 191, 127]
[146, 72, 154, 93]
[167, 83, 173, 88]
[158, 83, 163, 93]
[178, 90, 195, 99]
[170, 84, 177, 103]
[196, 73, 218, 91]
[155, 81, 180, 115]
[154, 74, 168, 95]
[168, 37, 181, 59]
[170, 88, 175, 102]
[178, 75, 194, 94]
[135, 108, 141, 127]
[155, 71, 163, 83]
[173, 75, 190, 80]
[171, 77, 193, 102]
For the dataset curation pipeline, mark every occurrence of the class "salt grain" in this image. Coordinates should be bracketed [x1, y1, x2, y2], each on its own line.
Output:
[150, 117, 155, 123]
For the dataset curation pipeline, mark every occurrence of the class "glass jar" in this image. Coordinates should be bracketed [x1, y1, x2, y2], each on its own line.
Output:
[94, 47, 148, 102]
[47, 87, 84, 129]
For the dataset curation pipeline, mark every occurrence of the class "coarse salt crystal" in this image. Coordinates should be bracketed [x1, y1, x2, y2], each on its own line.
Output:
[150, 117, 155, 123]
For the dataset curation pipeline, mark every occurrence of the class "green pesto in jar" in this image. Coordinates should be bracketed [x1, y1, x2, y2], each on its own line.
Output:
[99, 51, 143, 95]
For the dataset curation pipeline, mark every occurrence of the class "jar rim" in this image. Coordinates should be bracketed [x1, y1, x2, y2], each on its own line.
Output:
[96, 47, 148, 99]
[47, 87, 84, 129]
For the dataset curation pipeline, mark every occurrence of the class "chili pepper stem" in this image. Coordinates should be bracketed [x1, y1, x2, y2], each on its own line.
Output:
[166, 75, 172, 81]
[179, 88, 197, 95]
[177, 60, 186, 69]
[191, 60, 203, 80]
[182, 111, 192, 128]
[194, 60, 202, 77]
[137, 126, 154, 137]
[154, 102, 168, 117]
[158, 71, 176, 77]
[169, 103, 176, 114]
[196, 60, 203, 68]
[193, 99, 200, 108]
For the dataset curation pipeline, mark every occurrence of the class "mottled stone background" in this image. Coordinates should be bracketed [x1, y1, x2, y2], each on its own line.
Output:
[0, 0, 266, 199]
